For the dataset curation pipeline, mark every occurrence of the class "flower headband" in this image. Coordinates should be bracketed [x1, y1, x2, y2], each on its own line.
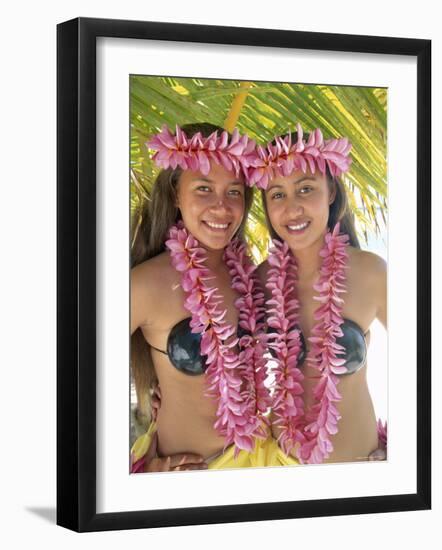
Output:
[146, 123, 352, 190]
[146, 124, 257, 184]
[244, 123, 353, 190]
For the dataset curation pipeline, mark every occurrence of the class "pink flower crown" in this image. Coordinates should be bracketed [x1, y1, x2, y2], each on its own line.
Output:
[244, 123, 353, 190]
[146, 123, 352, 190]
[146, 124, 257, 183]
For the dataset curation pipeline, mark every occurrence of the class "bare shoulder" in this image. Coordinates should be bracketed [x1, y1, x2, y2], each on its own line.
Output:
[348, 247, 387, 279]
[131, 251, 171, 278]
[131, 251, 175, 296]
[348, 248, 387, 327]
[131, 252, 177, 333]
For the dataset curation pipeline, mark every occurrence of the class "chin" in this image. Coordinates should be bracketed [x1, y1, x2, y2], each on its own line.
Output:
[197, 234, 231, 251]
[200, 224, 239, 249]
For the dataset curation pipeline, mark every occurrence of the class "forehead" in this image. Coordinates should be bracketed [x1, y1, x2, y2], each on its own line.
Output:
[179, 162, 245, 186]
[267, 169, 327, 188]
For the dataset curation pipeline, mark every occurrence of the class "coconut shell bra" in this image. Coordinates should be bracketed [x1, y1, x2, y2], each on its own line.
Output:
[147, 317, 247, 376]
[147, 316, 367, 376]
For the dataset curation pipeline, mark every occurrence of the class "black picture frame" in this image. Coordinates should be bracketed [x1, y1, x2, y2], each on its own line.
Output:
[57, 17, 431, 532]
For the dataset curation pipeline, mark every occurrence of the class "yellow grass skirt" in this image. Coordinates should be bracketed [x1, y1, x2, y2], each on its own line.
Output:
[131, 422, 299, 470]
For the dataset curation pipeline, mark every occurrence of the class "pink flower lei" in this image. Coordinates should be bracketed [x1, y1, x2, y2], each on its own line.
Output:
[245, 123, 353, 190]
[266, 239, 306, 456]
[147, 125, 257, 184]
[266, 223, 350, 464]
[165, 222, 271, 457]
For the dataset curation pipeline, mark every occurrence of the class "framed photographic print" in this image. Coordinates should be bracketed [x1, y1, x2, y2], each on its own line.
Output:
[57, 17, 431, 532]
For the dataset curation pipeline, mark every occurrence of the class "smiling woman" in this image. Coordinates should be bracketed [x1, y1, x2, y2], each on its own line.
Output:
[129, 122, 294, 472]
[256, 125, 387, 464]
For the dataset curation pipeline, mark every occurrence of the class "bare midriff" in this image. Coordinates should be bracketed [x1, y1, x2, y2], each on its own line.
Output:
[271, 363, 378, 463]
[153, 351, 226, 460]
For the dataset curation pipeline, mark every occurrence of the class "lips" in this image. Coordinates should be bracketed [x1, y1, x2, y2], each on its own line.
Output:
[202, 220, 231, 232]
[286, 220, 310, 234]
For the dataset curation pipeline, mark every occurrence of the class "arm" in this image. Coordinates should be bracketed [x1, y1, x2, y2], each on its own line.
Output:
[356, 249, 387, 329]
[368, 253, 388, 460]
[130, 261, 157, 425]
[130, 262, 151, 335]
[375, 256, 387, 329]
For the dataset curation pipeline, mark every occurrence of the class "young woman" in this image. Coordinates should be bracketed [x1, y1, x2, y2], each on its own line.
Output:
[130, 122, 288, 472]
[251, 124, 387, 464]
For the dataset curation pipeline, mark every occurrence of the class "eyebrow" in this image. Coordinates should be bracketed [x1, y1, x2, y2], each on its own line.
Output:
[192, 177, 244, 186]
[266, 176, 316, 192]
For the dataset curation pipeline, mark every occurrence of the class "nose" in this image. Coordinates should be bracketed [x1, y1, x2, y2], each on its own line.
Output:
[287, 197, 304, 216]
[210, 195, 230, 212]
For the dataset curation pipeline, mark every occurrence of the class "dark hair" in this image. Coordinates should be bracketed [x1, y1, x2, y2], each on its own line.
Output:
[261, 131, 360, 249]
[131, 122, 253, 426]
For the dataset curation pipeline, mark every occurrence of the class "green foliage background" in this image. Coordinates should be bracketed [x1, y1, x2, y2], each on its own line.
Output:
[130, 76, 387, 262]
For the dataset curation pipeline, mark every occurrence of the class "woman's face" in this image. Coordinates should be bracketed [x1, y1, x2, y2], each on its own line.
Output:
[176, 163, 246, 250]
[264, 168, 334, 252]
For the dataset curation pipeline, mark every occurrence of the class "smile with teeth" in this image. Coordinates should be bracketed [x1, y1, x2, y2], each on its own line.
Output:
[287, 221, 310, 231]
[204, 221, 230, 230]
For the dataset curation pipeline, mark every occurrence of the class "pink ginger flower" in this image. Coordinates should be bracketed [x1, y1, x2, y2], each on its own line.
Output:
[244, 144, 283, 190]
[147, 125, 257, 183]
[266, 239, 306, 456]
[225, 240, 271, 435]
[377, 418, 388, 448]
[246, 122, 352, 189]
[297, 223, 349, 464]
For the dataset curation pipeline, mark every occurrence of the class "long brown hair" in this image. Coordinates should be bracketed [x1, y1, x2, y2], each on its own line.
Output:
[261, 131, 360, 249]
[131, 122, 253, 426]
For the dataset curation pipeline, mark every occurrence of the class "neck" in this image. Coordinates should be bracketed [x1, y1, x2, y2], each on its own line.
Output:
[204, 247, 226, 271]
[290, 232, 326, 283]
